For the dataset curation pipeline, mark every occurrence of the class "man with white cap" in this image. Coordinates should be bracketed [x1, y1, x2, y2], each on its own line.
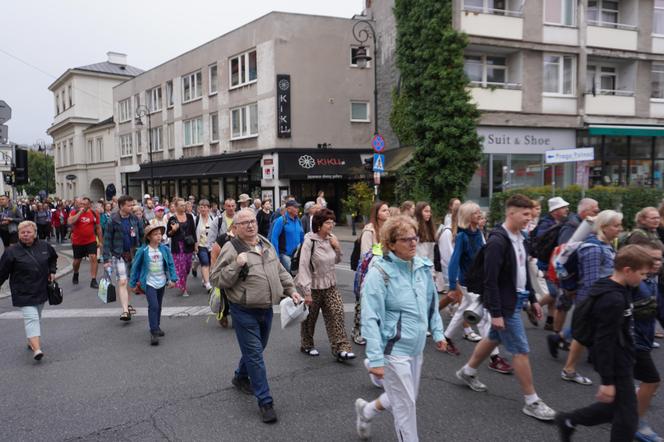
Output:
[238, 194, 252, 210]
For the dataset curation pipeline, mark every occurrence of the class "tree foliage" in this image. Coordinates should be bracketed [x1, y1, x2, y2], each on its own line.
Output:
[17, 150, 55, 197]
[391, 0, 482, 213]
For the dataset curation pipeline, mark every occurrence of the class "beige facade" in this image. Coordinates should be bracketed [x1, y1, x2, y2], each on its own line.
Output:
[113, 12, 373, 202]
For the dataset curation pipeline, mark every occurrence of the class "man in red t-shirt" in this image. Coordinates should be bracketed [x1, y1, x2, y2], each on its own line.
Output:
[68, 197, 102, 288]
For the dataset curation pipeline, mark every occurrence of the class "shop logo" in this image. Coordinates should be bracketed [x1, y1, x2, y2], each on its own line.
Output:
[298, 155, 316, 169]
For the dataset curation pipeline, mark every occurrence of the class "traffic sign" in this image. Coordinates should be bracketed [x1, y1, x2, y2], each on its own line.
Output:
[373, 153, 384, 172]
[372, 134, 385, 153]
[545, 147, 594, 164]
[0, 124, 7, 144]
[0, 101, 11, 124]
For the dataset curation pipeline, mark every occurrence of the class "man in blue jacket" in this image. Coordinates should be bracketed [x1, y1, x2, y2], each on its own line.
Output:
[456, 194, 555, 422]
[269, 200, 304, 272]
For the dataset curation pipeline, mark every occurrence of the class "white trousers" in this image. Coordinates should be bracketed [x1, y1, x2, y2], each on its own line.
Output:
[378, 354, 423, 442]
[446, 286, 498, 356]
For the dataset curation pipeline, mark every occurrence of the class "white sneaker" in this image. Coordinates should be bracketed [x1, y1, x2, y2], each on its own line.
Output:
[355, 398, 372, 440]
[204, 282, 212, 291]
[455, 368, 487, 392]
[463, 331, 482, 342]
[522, 400, 555, 421]
[364, 358, 384, 388]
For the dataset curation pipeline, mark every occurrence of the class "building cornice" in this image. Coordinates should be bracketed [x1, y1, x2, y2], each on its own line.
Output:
[47, 117, 99, 136]
[49, 69, 136, 91]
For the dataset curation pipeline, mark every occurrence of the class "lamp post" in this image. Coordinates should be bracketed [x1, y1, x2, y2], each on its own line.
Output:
[352, 19, 378, 137]
[135, 105, 154, 196]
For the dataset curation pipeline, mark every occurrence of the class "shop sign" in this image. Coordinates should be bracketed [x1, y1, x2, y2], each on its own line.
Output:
[277, 74, 291, 138]
[545, 147, 595, 164]
[262, 158, 274, 180]
[478, 127, 575, 154]
[297, 155, 346, 169]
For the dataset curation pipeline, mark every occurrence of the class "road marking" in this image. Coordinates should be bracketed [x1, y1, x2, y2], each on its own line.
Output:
[0, 303, 357, 319]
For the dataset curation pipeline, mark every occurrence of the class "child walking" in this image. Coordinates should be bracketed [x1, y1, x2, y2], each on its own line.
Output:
[129, 225, 178, 346]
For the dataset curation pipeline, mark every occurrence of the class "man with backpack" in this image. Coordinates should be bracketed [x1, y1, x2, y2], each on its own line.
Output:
[555, 245, 651, 441]
[207, 198, 235, 250]
[269, 200, 304, 273]
[456, 194, 555, 421]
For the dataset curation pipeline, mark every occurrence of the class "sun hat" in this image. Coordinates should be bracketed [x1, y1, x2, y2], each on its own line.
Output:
[144, 224, 166, 239]
[238, 193, 251, 203]
[548, 197, 570, 213]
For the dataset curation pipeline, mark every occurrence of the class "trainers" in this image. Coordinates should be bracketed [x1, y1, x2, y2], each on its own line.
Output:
[355, 398, 372, 440]
[364, 358, 384, 388]
[561, 370, 592, 385]
[463, 331, 482, 342]
[232, 376, 253, 395]
[635, 422, 662, 442]
[259, 403, 277, 424]
[72, 273, 79, 285]
[547, 334, 560, 359]
[90, 278, 99, 289]
[455, 368, 487, 392]
[522, 400, 555, 421]
[352, 333, 366, 346]
[181, 291, 189, 298]
[554, 413, 575, 442]
[150, 334, 159, 346]
[526, 306, 539, 327]
[156, 328, 165, 337]
[445, 339, 461, 356]
[488, 355, 513, 374]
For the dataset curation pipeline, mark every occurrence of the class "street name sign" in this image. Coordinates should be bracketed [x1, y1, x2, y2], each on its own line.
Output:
[373, 153, 384, 172]
[545, 147, 594, 164]
[0, 101, 11, 124]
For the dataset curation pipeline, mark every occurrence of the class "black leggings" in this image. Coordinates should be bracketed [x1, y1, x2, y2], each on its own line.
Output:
[37, 223, 50, 240]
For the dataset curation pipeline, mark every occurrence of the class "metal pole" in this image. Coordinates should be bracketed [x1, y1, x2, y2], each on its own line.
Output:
[148, 112, 153, 197]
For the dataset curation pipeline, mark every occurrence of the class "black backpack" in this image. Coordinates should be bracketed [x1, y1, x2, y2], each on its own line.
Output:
[350, 237, 362, 271]
[464, 244, 487, 300]
[571, 292, 602, 347]
[290, 238, 315, 277]
[530, 223, 563, 263]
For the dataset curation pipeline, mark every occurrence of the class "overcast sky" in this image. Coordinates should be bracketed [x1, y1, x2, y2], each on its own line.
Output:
[0, 0, 362, 146]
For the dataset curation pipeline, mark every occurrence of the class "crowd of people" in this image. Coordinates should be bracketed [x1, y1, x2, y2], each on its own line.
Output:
[1, 188, 664, 441]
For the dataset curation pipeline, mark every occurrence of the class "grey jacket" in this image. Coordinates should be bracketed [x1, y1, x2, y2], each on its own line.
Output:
[207, 212, 232, 250]
[210, 234, 296, 309]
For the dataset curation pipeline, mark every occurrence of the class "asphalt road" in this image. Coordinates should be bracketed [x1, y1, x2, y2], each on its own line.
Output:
[0, 241, 662, 441]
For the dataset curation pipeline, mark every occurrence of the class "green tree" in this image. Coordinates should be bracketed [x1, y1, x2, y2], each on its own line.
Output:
[390, 0, 482, 213]
[17, 150, 55, 197]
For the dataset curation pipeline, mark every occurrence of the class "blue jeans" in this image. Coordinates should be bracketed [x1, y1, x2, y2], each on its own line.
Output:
[489, 292, 530, 355]
[230, 303, 273, 406]
[145, 285, 165, 333]
[279, 254, 292, 273]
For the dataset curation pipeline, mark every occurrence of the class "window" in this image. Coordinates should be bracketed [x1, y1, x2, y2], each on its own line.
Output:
[210, 112, 219, 142]
[68, 139, 74, 164]
[68, 85, 73, 107]
[463, 0, 519, 15]
[118, 98, 132, 122]
[87, 139, 94, 162]
[544, 0, 575, 26]
[182, 70, 203, 102]
[55, 94, 60, 115]
[167, 123, 174, 149]
[464, 55, 508, 86]
[61, 91, 66, 114]
[543, 54, 575, 95]
[587, 0, 619, 26]
[655, 0, 664, 35]
[652, 64, 664, 99]
[120, 134, 133, 157]
[229, 49, 257, 88]
[134, 93, 140, 109]
[146, 86, 162, 112]
[149, 127, 163, 151]
[96, 137, 103, 161]
[350, 101, 370, 122]
[350, 47, 371, 67]
[136, 131, 142, 153]
[166, 80, 174, 107]
[209, 64, 218, 94]
[183, 117, 203, 146]
[230, 103, 258, 139]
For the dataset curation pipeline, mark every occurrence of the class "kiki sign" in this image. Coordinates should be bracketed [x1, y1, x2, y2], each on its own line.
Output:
[277, 74, 291, 138]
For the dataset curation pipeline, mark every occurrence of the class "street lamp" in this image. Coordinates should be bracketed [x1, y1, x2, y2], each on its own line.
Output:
[352, 19, 378, 136]
[135, 105, 154, 197]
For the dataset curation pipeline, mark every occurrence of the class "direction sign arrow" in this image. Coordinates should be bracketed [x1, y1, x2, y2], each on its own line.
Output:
[0, 101, 11, 124]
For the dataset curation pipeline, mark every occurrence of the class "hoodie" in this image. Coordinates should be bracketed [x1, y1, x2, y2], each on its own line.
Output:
[588, 277, 635, 385]
[448, 227, 484, 290]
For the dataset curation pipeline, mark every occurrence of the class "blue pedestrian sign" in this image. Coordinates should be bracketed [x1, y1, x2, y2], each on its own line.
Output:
[372, 134, 385, 153]
[373, 153, 385, 172]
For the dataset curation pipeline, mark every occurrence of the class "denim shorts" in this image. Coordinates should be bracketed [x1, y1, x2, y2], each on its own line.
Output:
[197, 248, 211, 267]
[489, 292, 530, 355]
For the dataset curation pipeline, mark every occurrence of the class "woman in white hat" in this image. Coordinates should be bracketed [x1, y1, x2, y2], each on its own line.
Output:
[129, 224, 178, 346]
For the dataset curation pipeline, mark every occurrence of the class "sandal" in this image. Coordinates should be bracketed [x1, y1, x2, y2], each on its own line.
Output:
[120, 311, 131, 321]
[300, 347, 320, 356]
[352, 334, 367, 346]
[336, 351, 356, 362]
[128, 305, 137, 315]
[561, 370, 593, 385]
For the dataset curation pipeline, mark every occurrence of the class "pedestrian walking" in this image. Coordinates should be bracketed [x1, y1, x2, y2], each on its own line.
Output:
[237, 193, 252, 210]
[150, 206, 169, 246]
[295, 208, 354, 361]
[316, 190, 327, 208]
[167, 197, 197, 297]
[34, 203, 51, 241]
[355, 215, 447, 441]
[400, 200, 415, 218]
[0, 221, 57, 361]
[194, 199, 213, 291]
[0, 195, 23, 247]
[52, 201, 69, 244]
[255, 199, 273, 238]
[207, 198, 235, 248]
[300, 201, 317, 234]
[443, 198, 461, 228]
[68, 197, 102, 289]
[456, 194, 555, 422]
[269, 200, 304, 273]
[129, 224, 178, 346]
[210, 208, 302, 424]
[554, 245, 651, 442]
[103, 195, 143, 321]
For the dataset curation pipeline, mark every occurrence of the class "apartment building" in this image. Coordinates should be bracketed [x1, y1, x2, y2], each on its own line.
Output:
[114, 11, 373, 212]
[370, 0, 664, 205]
[47, 52, 143, 200]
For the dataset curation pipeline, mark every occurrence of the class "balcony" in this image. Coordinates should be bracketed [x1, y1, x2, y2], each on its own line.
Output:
[469, 83, 523, 112]
[584, 57, 636, 116]
[587, 24, 638, 51]
[464, 47, 523, 111]
[586, 0, 638, 51]
[585, 91, 635, 116]
[460, 1, 524, 40]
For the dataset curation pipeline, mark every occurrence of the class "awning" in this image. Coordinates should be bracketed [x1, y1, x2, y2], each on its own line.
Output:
[130, 155, 260, 180]
[383, 146, 415, 173]
[279, 151, 369, 179]
[588, 125, 664, 137]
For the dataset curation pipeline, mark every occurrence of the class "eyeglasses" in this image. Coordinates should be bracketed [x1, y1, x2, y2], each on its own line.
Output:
[396, 236, 418, 243]
[235, 219, 257, 227]
[323, 220, 336, 226]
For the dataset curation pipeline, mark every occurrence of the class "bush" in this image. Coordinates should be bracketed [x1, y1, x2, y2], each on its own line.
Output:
[341, 182, 375, 219]
[489, 186, 664, 230]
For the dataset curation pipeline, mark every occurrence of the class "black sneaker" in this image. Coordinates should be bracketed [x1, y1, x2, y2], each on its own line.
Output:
[72, 273, 79, 285]
[547, 334, 560, 359]
[192, 269, 198, 277]
[150, 334, 159, 346]
[259, 403, 277, 424]
[90, 278, 99, 289]
[156, 328, 165, 337]
[232, 376, 253, 395]
[554, 413, 575, 442]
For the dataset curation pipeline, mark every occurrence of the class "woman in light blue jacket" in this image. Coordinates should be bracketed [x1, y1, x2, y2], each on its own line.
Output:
[354, 215, 447, 442]
[129, 225, 178, 346]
